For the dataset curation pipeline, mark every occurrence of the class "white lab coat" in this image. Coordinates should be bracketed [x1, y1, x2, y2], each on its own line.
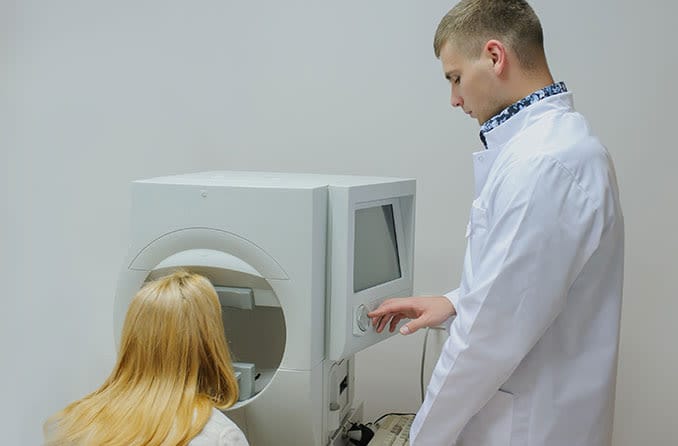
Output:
[410, 92, 624, 446]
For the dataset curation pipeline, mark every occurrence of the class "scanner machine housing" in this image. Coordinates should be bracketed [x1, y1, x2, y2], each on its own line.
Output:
[114, 171, 415, 446]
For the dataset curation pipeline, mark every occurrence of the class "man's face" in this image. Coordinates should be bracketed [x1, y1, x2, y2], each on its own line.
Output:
[439, 41, 503, 125]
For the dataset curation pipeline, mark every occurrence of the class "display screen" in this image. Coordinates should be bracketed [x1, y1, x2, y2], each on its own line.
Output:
[353, 204, 402, 292]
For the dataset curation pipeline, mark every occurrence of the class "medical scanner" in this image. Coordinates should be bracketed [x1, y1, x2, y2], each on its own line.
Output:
[114, 171, 415, 446]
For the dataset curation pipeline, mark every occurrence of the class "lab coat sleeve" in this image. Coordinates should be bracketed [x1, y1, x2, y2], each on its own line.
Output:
[410, 155, 605, 445]
[442, 288, 460, 332]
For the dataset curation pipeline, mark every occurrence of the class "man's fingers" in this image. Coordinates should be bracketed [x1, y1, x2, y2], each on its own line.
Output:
[368, 298, 424, 333]
[368, 305, 395, 319]
[368, 308, 383, 319]
[368, 298, 412, 319]
[389, 314, 404, 333]
[376, 314, 391, 333]
[400, 316, 428, 335]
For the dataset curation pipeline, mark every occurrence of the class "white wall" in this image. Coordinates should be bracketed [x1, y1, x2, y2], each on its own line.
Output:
[4, 1, 677, 444]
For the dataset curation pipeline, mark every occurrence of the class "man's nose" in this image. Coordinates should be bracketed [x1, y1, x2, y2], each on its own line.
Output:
[451, 92, 463, 108]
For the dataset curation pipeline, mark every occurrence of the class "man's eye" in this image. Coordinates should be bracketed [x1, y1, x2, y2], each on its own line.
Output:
[453, 77, 460, 85]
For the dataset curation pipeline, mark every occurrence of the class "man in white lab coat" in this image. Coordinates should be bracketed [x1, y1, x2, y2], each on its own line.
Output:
[368, 1, 624, 445]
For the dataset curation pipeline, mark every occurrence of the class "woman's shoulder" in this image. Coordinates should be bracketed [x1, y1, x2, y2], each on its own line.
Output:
[189, 408, 249, 446]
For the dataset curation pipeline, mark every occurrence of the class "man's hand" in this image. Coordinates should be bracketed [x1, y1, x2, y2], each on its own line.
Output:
[367, 296, 456, 335]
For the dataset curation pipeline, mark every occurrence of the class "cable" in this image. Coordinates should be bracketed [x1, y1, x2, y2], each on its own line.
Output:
[420, 328, 430, 403]
[368, 326, 450, 442]
[346, 422, 374, 446]
[420, 325, 449, 403]
[372, 412, 417, 426]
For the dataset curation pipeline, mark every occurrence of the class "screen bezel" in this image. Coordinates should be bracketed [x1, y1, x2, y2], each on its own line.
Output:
[350, 197, 409, 299]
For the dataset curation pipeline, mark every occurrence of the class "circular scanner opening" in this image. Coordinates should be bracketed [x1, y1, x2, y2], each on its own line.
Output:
[147, 249, 286, 408]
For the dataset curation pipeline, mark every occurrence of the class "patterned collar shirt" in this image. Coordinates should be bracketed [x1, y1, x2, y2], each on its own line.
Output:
[479, 81, 568, 149]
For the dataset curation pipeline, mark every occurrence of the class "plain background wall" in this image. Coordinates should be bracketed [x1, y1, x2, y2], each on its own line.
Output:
[3, 0, 677, 444]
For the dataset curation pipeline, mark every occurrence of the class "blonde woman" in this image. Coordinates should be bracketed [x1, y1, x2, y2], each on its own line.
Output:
[44, 270, 249, 446]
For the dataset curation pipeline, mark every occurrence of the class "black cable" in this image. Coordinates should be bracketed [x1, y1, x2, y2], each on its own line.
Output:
[346, 422, 375, 446]
[372, 412, 416, 426]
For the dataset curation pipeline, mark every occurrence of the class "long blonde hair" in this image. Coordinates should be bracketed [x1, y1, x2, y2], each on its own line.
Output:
[44, 270, 239, 446]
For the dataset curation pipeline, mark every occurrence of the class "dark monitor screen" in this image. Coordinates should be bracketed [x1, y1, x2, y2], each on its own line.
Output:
[353, 204, 402, 292]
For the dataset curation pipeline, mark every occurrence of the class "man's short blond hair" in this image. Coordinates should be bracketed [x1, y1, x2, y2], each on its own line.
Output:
[434, 0, 545, 70]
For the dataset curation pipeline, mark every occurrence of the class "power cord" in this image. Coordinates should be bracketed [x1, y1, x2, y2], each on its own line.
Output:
[362, 412, 416, 445]
[363, 323, 449, 444]
[346, 422, 374, 445]
[420, 326, 449, 403]
[372, 412, 416, 426]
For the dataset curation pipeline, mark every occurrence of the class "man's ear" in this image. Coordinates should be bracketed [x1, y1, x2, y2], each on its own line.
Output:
[484, 39, 507, 75]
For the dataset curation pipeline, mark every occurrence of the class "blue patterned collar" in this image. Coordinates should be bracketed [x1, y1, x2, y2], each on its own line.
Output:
[479, 81, 568, 149]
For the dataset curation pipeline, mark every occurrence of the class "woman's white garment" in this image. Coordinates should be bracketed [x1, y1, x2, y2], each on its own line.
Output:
[410, 93, 624, 446]
[189, 408, 249, 446]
